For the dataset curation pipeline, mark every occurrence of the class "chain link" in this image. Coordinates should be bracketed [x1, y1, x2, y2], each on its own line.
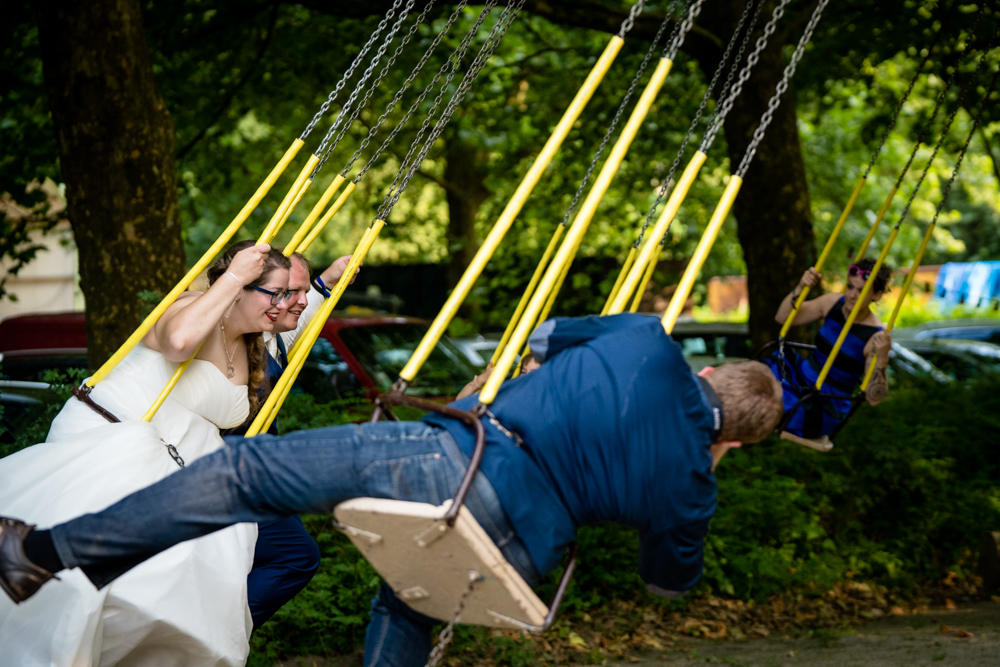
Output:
[666, 0, 706, 61]
[926, 64, 1000, 228]
[892, 22, 998, 230]
[299, 0, 406, 141]
[618, 0, 647, 38]
[559, 2, 681, 227]
[891, 6, 986, 188]
[312, 0, 419, 166]
[355, 0, 490, 183]
[863, 0, 962, 178]
[375, 0, 501, 214]
[312, 0, 446, 177]
[425, 571, 481, 667]
[378, 0, 525, 220]
[700, 0, 793, 152]
[637, 0, 762, 247]
[736, 0, 830, 178]
[340, 1, 471, 177]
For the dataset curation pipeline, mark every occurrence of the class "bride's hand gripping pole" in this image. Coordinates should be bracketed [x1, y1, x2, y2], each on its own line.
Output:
[480, 56, 675, 404]
[778, 176, 867, 338]
[246, 221, 385, 435]
[397, 36, 624, 383]
[87, 140, 305, 388]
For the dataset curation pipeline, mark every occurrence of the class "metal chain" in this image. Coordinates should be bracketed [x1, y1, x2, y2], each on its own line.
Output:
[312, 0, 418, 165]
[374, 0, 500, 211]
[863, 0, 961, 178]
[354, 0, 490, 183]
[425, 571, 481, 667]
[636, 0, 762, 247]
[658, 0, 689, 61]
[700, 0, 793, 152]
[313, 0, 443, 178]
[378, 0, 524, 220]
[926, 64, 1000, 228]
[341, 0, 471, 177]
[891, 6, 986, 188]
[666, 0, 706, 61]
[618, 0, 647, 38]
[299, 0, 406, 141]
[892, 24, 998, 230]
[736, 0, 830, 178]
[559, 4, 675, 227]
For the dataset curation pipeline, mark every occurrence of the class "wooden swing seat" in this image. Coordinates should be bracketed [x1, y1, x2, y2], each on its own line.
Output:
[335, 498, 549, 630]
[780, 430, 833, 452]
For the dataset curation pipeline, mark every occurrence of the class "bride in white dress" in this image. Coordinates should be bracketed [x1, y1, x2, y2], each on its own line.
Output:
[0, 241, 292, 666]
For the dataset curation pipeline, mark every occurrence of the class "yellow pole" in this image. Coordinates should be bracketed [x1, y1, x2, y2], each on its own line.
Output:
[815, 225, 900, 390]
[601, 246, 638, 314]
[491, 224, 565, 364]
[399, 36, 624, 382]
[87, 140, 305, 388]
[854, 185, 898, 260]
[481, 58, 675, 404]
[779, 176, 867, 338]
[629, 247, 660, 312]
[141, 344, 203, 421]
[662, 176, 743, 333]
[283, 175, 345, 255]
[257, 154, 321, 244]
[607, 151, 708, 314]
[859, 220, 935, 391]
[247, 220, 386, 435]
[298, 181, 358, 253]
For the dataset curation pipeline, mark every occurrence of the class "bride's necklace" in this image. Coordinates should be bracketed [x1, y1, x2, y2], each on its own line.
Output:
[220, 322, 239, 378]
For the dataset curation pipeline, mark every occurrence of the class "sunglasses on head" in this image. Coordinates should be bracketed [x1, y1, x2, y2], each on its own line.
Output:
[848, 265, 871, 280]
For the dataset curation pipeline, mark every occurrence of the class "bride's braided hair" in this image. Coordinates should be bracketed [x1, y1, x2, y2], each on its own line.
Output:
[208, 241, 292, 414]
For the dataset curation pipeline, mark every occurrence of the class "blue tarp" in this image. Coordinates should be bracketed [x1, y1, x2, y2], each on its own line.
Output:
[935, 261, 1000, 308]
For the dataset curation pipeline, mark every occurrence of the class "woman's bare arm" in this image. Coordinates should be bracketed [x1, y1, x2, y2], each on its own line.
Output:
[143, 245, 271, 361]
[775, 268, 838, 327]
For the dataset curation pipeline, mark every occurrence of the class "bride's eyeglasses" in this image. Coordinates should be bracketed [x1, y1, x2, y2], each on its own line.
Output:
[249, 285, 294, 305]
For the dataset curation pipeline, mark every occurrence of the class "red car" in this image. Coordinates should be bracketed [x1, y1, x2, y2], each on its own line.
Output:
[0, 311, 475, 400]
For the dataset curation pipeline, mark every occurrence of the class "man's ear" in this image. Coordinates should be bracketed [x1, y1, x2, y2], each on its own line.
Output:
[697, 366, 715, 378]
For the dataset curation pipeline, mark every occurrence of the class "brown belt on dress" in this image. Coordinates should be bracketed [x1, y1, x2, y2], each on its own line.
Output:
[71, 385, 121, 423]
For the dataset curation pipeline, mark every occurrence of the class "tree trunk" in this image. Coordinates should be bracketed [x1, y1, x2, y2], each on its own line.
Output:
[443, 138, 490, 289]
[696, 0, 815, 350]
[37, 0, 184, 369]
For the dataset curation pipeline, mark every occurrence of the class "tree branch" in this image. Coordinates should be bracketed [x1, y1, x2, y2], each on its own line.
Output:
[176, 2, 279, 160]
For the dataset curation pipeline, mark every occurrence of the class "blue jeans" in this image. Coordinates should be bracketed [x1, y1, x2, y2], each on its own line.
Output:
[49, 421, 541, 667]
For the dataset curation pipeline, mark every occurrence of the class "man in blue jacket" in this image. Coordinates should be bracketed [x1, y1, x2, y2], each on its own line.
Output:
[1, 313, 783, 666]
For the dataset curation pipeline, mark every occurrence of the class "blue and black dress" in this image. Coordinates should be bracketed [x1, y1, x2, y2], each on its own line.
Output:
[768, 297, 882, 438]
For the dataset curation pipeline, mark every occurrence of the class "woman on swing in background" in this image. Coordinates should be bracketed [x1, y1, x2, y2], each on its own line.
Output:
[770, 257, 893, 449]
[0, 242, 291, 666]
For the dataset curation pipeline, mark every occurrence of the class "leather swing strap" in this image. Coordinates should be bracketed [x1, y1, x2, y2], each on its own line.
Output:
[71, 385, 121, 424]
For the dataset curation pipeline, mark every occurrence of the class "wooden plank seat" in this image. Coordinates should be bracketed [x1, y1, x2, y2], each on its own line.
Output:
[335, 498, 549, 629]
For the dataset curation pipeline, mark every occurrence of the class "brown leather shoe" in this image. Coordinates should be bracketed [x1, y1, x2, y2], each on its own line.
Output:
[0, 517, 57, 604]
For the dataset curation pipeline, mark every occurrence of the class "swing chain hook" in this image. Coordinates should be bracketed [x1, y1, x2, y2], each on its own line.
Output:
[425, 570, 482, 667]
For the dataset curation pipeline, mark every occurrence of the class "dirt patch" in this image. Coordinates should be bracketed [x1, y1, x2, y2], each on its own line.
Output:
[610, 601, 1000, 667]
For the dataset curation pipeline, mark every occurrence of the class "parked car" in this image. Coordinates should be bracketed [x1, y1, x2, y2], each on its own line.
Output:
[893, 338, 1000, 381]
[894, 319, 1000, 345]
[0, 311, 477, 435]
[450, 334, 502, 368]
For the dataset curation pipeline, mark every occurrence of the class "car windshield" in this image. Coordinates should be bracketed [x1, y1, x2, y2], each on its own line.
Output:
[339, 324, 477, 396]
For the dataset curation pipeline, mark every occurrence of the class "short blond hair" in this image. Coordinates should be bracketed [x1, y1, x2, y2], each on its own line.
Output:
[705, 361, 783, 442]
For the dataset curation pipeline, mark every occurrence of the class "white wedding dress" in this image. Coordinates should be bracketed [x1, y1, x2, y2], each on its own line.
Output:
[0, 344, 257, 666]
